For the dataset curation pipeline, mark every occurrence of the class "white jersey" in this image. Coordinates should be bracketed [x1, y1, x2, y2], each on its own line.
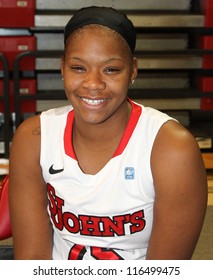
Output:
[40, 99, 174, 260]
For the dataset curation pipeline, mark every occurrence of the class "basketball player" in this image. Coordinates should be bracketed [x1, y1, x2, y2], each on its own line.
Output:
[9, 6, 207, 260]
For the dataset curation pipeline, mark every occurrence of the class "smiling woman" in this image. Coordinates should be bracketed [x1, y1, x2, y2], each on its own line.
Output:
[61, 24, 137, 127]
[9, 6, 207, 260]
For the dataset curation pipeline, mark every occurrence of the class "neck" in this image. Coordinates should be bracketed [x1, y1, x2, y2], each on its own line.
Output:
[73, 100, 132, 150]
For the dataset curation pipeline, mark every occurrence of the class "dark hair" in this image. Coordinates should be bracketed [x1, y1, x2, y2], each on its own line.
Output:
[64, 6, 136, 53]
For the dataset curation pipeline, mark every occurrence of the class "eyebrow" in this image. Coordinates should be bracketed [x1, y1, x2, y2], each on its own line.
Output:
[69, 57, 125, 63]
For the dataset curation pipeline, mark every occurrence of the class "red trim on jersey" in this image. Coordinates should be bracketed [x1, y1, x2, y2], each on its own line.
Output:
[113, 99, 142, 157]
[64, 99, 142, 159]
[64, 110, 76, 159]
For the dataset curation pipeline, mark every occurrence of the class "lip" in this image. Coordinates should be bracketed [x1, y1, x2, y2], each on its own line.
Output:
[79, 96, 109, 108]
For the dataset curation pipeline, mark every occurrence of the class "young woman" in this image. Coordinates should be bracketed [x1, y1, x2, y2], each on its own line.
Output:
[9, 6, 207, 260]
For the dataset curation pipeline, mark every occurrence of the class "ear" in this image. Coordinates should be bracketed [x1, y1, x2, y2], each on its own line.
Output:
[61, 55, 65, 78]
[131, 57, 138, 82]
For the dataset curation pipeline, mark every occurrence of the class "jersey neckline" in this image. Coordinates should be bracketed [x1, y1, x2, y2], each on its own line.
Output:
[64, 99, 142, 160]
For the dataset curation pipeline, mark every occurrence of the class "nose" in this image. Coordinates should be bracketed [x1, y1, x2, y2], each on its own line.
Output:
[82, 72, 106, 92]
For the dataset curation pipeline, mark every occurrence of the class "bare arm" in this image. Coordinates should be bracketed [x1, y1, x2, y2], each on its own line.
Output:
[146, 121, 208, 259]
[9, 115, 53, 259]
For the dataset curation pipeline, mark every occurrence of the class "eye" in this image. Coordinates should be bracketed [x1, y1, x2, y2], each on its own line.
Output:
[70, 65, 86, 72]
[104, 67, 120, 74]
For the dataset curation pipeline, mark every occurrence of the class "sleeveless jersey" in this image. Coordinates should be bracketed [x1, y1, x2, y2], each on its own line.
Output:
[40, 99, 174, 260]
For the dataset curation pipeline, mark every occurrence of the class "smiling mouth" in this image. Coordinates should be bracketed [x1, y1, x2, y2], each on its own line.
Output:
[81, 97, 108, 106]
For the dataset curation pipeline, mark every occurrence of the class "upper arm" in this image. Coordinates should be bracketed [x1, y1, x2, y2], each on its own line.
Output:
[146, 120, 208, 259]
[9, 116, 52, 259]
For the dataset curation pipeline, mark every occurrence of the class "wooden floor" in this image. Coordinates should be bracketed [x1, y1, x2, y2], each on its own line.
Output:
[192, 205, 213, 260]
[207, 172, 213, 206]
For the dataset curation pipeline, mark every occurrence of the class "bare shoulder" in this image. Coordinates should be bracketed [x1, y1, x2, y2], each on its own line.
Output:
[11, 115, 41, 148]
[13, 114, 41, 140]
[151, 120, 205, 176]
[10, 115, 42, 171]
[151, 119, 207, 209]
[151, 118, 207, 205]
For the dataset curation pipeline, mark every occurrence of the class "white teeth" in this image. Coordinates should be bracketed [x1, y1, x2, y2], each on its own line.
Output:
[81, 98, 106, 106]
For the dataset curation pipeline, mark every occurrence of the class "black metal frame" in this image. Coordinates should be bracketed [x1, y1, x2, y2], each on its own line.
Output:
[13, 50, 65, 128]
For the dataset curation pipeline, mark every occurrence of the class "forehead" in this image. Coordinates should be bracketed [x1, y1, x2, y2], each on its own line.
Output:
[72, 24, 119, 37]
[65, 24, 131, 55]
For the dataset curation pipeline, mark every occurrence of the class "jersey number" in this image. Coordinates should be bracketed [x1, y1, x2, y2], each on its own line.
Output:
[68, 244, 124, 260]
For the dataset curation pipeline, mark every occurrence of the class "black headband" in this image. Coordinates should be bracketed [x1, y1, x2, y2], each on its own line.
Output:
[64, 6, 136, 53]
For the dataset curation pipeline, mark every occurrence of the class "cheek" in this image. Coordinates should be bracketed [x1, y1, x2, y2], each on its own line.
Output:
[63, 82, 75, 102]
[111, 74, 131, 93]
[63, 77, 80, 94]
